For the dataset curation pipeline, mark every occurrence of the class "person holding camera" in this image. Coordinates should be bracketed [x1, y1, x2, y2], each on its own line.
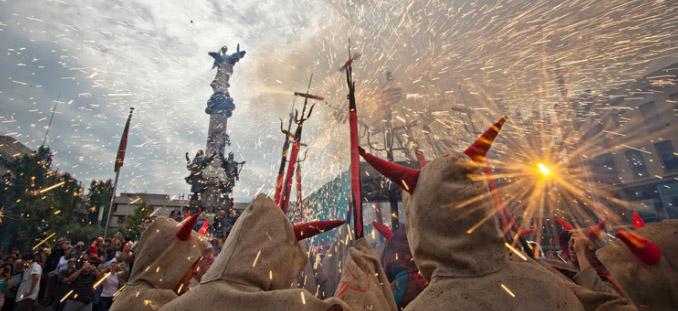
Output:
[62, 261, 101, 311]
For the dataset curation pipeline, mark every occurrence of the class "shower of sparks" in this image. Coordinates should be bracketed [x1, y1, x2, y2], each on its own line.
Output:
[32, 232, 56, 250]
[93, 272, 112, 289]
[60, 290, 74, 303]
[500, 283, 516, 298]
[252, 249, 262, 268]
[112, 285, 126, 300]
[536, 163, 552, 177]
[0, 0, 676, 255]
[504, 242, 528, 261]
[37, 181, 65, 194]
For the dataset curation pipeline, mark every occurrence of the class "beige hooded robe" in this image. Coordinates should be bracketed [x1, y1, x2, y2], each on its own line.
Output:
[402, 153, 636, 311]
[318, 223, 353, 298]
[110, 216, 205, 311]
[597, 219, 678, 309]
[159, 194, 396, 311]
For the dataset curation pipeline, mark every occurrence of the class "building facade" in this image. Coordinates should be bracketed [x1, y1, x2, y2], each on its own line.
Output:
[589, 63, 678, 221]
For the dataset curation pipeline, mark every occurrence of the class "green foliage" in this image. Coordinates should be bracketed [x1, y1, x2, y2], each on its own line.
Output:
[85, 179, 113, 225]
[0, 146, 86, 253]
[120, 200, 153, 240]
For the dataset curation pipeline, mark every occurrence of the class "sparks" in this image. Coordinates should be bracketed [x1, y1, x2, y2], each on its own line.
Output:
[59, 290, 74, 303]
[501, 283, 516, 298]
[537, 163, 551, 176]
[93, 272, 112, 289]
[32, 232, 56, 250]
[252, 250, 261, 268]
[37, 181, 65, 194]
[504, 242, 528, 261]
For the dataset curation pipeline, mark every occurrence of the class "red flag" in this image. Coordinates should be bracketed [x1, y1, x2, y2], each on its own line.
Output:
[114, 108, 134, 172]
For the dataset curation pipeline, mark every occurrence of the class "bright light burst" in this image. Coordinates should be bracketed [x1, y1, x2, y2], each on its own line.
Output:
[536, 163, 552, 177]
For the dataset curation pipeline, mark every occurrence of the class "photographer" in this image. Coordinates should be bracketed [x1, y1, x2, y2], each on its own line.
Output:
[62, 261, 101, 311]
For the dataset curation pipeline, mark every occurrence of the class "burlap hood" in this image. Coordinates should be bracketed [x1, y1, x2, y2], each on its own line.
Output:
[406, 152, 506, 280]
[110, 216, 204, 311]
[199, 194, 308, 290]
[160, 194, 397, 311]
[597, 219, 678, 309]
[403, 153, 635, 310]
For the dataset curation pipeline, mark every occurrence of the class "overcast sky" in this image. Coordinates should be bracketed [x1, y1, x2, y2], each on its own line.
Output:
[1, 0, 676, 202]
[0, 0, 346, 201]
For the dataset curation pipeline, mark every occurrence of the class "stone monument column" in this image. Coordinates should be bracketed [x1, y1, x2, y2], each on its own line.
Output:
[185, 45, 246, 212]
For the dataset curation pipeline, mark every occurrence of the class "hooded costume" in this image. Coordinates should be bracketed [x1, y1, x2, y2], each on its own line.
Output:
[360, 117, 635, 311]
[110, 215, 205, 311]
[159, 194, 396, 311]
[597, 219, 678, 309]
[317, 223, 353, 298]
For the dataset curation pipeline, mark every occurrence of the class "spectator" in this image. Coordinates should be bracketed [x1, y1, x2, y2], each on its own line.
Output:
[73, 242, 85, 260]
[56, 246, 73, 272]
[0, 263, 10, 309]
[99, 262, 126, 311]
[62, 260, 100, 311]
[1, 259, 22, 311]
[54, 258, 77, 311]
[15, 254, 42, 311]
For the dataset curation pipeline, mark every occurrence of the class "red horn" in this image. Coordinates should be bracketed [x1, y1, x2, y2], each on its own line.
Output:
[176, 211, 201, 241]
[464, 116, 507, 162]
[632, 211, 645, 230]
[615, 230, 661, 265]
[358, 147, 420, 193]
[294, 220, 345, 240]
[372, 221, 393, 240]
[554, 215, 575, 232]
[586, 219, 606, 240]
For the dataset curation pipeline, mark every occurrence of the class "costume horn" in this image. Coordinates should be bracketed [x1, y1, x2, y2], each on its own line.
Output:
[294, 220, 345, 240]
[358, 147, 419, 193]
[586, 219, 606, 240]
[176, 211, 201, 241]
[615, 229, 661, 265]
[464, 116, 507, 162]
[554, 215, 575, 232]
[631, 211, 645, 229]
[372, 221, 393, 240]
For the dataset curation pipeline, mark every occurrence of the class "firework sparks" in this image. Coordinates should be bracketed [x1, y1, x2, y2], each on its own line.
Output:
[32, 232, 56, 250]
[500, 283, 516, 298]
[93, 272, 112, 289]
[37, 181, 65, 194]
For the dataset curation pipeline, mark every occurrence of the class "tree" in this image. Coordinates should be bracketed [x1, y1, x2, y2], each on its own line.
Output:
[0, 146, 84, 253]
[85, 179, 113, 226]
[120, 200, 153, 240]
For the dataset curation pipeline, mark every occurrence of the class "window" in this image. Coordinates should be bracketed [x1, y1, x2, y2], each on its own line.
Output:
[591, 153, 618, 184]
[669, 92, 678, 117]
[639, 101, 663, 131]
[654, 140, 678, 171]
[625, 150, 649, 178]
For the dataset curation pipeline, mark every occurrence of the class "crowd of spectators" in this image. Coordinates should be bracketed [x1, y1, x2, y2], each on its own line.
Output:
[0, 233, 134, 311]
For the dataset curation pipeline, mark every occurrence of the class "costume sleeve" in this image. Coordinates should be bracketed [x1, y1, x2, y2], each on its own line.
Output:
[573, 267, 620, 296]
[335, 238, 398, 311]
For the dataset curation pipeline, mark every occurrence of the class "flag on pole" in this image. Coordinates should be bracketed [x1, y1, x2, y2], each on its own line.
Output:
[114, 108, 134, 172]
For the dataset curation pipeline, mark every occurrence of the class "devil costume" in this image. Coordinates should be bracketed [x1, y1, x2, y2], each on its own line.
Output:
[360, 117, 636, 310]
